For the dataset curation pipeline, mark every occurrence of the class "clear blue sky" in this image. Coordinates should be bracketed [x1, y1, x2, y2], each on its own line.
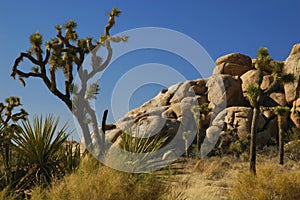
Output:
[1, 1, 299, 140]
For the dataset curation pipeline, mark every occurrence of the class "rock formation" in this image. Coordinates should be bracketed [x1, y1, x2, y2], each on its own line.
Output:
[81, 43, 300, 158]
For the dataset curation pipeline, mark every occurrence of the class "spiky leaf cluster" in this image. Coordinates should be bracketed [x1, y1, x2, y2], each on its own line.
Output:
[111, 7, 122, 17]
[13, 115, 69, 188]
[84, 81, 100, 100]
[64, 20, 78, 41]
[191, 103, 211, 121]
[255, 47, 272, 70]
[247, 83, 261, 106]
[272, 61, 295, 84]
[274, 106, 290, 117]
[30, 32, 43, 48]
[0, 97, 28, 121]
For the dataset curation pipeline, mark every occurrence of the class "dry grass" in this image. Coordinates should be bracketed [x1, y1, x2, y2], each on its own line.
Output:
[168, 157, 237, 200]
[3, 153, 300, 200]
[0, 187, 18, 200]
[230, 162, 300, 200]
[30, 155, 170, 200]
[169, 155, 300, 200]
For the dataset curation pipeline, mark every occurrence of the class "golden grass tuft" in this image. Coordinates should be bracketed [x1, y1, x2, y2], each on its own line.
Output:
[230, 163, 300, 200]
[193, 158, 232, 180]
[31, 155, 170, 200]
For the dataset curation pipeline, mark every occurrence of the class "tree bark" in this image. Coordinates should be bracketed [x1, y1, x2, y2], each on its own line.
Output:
[250, 107, 259, 175]
[278, 116, 284, 165]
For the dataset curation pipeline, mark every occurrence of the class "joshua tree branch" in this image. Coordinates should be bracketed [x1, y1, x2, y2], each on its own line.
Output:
[11, 53, 41, 78]
[12, 69, 42, 78]
[87, 42, 112, 79]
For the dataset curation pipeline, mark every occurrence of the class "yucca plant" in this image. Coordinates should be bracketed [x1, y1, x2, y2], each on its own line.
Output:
[108, 129, 171, 173]
[13, 115, 69, 190]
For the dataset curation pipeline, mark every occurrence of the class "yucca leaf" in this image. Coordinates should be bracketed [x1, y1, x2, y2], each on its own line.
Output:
[13, 115, 70, 188]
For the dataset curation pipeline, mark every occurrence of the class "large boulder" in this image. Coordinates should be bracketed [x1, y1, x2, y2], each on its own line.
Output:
[269, 92, 286, 106]
[216, 53, 252, 68]
[240, 69, 274, 93]
[213, 63, 253, 77]
[189, 78, 207, 95]
[206, 106, 266, 141]
[284, 43, 300, 104]
[224, 107, 265, 138]
[214, 53, 253, 77]
[207, 75, 244, 109]
[170, 79, 207, 104]
[105, 78, 208, 155]
[291, 98, 300, 128]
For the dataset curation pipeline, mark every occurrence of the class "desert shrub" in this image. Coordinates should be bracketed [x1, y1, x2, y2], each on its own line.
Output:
[106, 130, 171, 173]
[285, 140, 300, 161]
[13, 115, 69, 190]
[193, 158, 232, 180]
[0, 187, 20, 200]
[31, 155, 169, 200]
[227, 132, 250, 159]
[230, 164, 300, 200]
[60, 140, 81, 174]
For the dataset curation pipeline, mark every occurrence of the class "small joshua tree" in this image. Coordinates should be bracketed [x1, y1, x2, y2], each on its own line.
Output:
[247, 47, 294, 174]
[274, 106, 290, 165]
[191, 103, 211, 158]
[182, 130, 192, 160]
[11, 8, 126, 155]
[247, 83, 261, 175]
[0, 97, 28, 188]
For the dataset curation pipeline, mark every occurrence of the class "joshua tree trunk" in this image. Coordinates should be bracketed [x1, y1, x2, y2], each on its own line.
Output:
[185, 139, 189, 160]
[278, 127, 284, 165]
[278, 115, 285, 165]
[196, 121, 202, 158]
[250, 106, 259, 175]
[274, 106, 290, 165]
[4, 143, 12, 186]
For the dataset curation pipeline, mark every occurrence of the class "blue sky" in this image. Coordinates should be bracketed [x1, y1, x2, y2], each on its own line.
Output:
[1, 1, 300, 140]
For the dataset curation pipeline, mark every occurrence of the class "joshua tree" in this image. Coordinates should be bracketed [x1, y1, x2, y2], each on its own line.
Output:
[182, 130, 192, 160]
[246, 48, 267, 174]
[246, 83, 261, 175]
[247, 47, 294, 174]
[11, 8, 126, 156]
[274, 106, 290, 165]
[191, 103, 211, 158]
[0, 97, 28, 188]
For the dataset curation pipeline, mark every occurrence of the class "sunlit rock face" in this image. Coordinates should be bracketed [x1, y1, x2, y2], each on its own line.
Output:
[80, 43, 300, 156]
